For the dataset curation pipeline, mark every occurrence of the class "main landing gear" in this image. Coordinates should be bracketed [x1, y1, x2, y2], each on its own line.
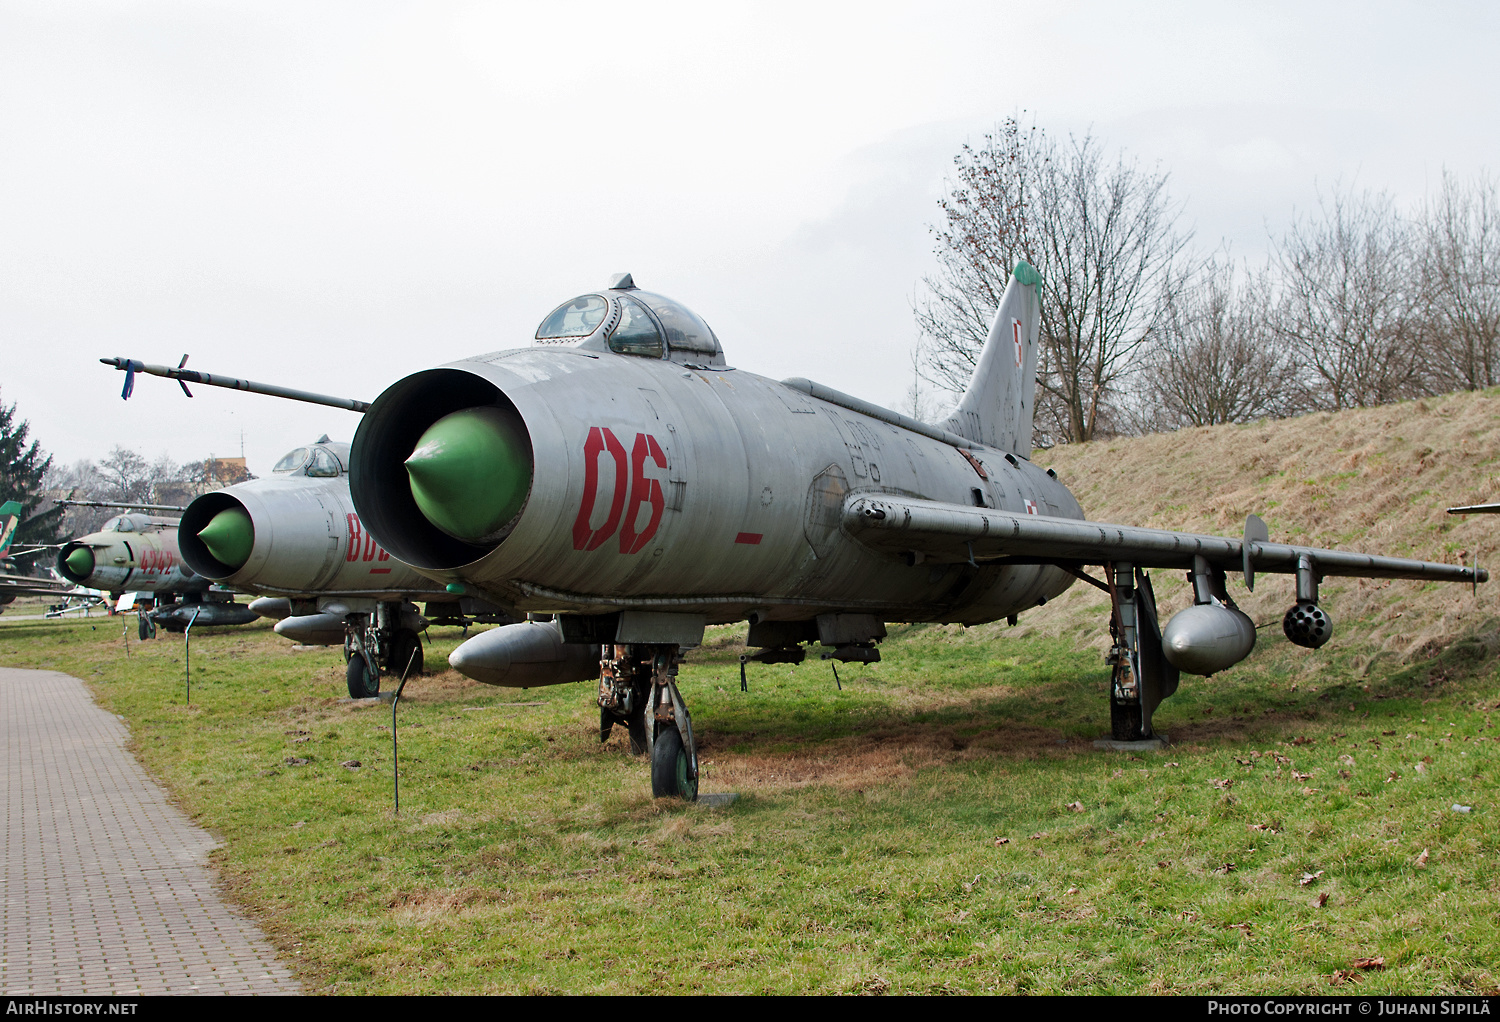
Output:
[597, 643, 698, 800]
[1104, 562, 1179, 742]
[343, 601, 427, 699]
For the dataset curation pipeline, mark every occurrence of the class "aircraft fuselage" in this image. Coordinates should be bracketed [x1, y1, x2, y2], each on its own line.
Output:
[353, 349, 1084, 627]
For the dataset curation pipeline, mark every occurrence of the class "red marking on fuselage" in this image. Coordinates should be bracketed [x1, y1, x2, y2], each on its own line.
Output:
[368, 568, 392, 574]
[734, 533, 763, 545]
[346, 512, 389, 563]
[573, 426, 629, 551]
[619, 432, 667, 554]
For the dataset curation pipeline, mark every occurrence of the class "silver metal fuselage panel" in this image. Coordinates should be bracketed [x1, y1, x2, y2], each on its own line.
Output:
[182, 475, 442, 598]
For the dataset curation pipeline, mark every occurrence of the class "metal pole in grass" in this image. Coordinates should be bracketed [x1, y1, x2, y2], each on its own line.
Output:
[391, 648, 418, 815]
[184, 606, 201, 705]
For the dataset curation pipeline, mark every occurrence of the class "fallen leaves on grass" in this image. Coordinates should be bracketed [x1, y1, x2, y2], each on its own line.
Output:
[1216, 862, 1237, 874]
[1415, 848, 1430, 868]
[1299, 870, 1325, 886]
[1065, 801, 1085, 813]
[1353, 956, 1386, 971]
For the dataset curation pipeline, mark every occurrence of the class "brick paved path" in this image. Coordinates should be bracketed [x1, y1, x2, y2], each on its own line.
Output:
[1, 667, 300, 995]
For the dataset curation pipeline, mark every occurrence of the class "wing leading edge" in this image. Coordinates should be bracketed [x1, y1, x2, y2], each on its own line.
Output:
[843, 494, 1487, 585]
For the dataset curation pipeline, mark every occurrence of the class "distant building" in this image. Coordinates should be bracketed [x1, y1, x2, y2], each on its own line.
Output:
[204, 457, 251, 486]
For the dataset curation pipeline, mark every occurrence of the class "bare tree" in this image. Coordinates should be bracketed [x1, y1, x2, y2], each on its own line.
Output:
[1272, 187, 1427, 410]
[1138, 259, 1306, 429]
[1420, 171, 1500, 392]
[915, 118, 1191, 444]
[44, 447, 250, 537]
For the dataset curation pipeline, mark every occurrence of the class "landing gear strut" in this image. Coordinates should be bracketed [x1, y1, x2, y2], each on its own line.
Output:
[1105, 562, 1178, 741]
[342, 601, 427, 699]
[598, 643, 698, 800]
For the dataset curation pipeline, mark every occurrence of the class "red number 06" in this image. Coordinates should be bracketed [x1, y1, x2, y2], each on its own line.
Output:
[571, 426, 667, 554]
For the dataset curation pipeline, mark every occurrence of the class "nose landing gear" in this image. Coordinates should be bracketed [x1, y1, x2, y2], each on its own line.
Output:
[598, 643, 698, 800]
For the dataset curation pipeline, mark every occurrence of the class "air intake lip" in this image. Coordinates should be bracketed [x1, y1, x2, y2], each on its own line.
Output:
[179, 492, 254, 579]
[351, 368, 532, 570]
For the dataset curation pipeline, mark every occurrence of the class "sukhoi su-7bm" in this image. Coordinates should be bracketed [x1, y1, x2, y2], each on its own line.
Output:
[106, 265, 1487, 800]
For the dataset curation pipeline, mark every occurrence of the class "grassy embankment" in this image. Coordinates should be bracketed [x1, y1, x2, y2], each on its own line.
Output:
[1, 389, 1498, 994]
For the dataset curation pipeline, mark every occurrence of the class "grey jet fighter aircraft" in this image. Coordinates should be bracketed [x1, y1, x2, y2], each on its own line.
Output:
[104, 266, 1487, 801]
[177, 435, 510, 697]
[55, 502, 256, 637]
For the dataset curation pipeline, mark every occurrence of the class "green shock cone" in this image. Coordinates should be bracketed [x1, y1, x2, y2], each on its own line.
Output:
[199, 507, 255, 569]
[405, 406, 532, 543]
[64, 547, 95, 579]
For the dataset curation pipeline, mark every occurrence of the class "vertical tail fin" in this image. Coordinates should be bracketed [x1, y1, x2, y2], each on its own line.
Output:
[939, 261, 1042, 458]
[0, 501, 23, 558]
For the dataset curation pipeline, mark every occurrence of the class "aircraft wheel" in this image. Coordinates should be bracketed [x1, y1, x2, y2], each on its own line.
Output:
[1111, 700, 1147, 742]
[346, 652, 379, 699]
[650, 726, 698, 801]
[138, 615, 151, 641]
[389, 628, 424, 680]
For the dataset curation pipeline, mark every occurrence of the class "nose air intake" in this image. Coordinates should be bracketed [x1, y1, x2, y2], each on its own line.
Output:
[351, 368, 533, 569]
[63, 546, 95, 579]
[404, 407, 532, 544]
[179, 493, 255, 578]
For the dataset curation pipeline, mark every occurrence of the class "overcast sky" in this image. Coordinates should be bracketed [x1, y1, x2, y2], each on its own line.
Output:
[3, 0, 1497, 477]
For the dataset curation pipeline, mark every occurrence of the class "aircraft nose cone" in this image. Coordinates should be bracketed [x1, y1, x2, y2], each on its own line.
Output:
[64, 547, 94, 578]
[198, 508, 255, 569]
[404, 407, 532, 543]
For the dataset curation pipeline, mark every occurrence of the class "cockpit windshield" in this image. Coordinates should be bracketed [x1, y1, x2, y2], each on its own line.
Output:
[307, 447, 340, 477]
[273, 448, 310, 474]
[104, 516, 135, 533]
[608, 296, 664, 358]
[536, 295, 609, 340]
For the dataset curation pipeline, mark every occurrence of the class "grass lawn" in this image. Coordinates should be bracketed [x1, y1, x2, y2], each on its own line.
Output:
[2, 605, 1498, 994]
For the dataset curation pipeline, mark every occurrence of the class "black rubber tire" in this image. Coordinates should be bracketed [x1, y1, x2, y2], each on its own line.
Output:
[1111, 700, 1148, 741]
[649, 725, 698, 801]
[389, 629, 424, 680]
[346, 652, 379, 699]
[138, 615, 151, 641]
